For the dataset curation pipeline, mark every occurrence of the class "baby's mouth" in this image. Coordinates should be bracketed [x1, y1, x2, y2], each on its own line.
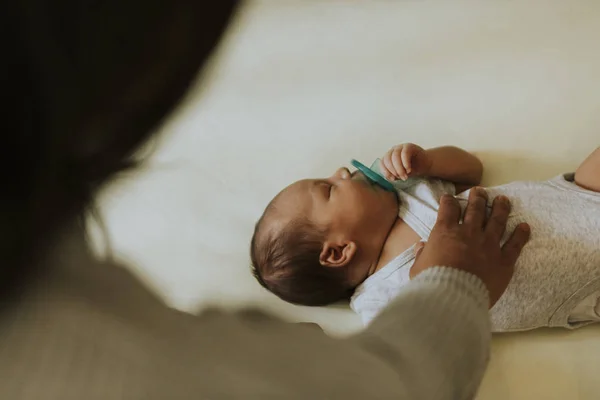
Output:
[350, 158, 396, 192]
[353, 171, 378, 189]
[352, 170, 368, 182]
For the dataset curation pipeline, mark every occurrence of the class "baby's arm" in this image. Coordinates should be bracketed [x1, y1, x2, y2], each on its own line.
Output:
[425, 146, 483, 193]
[381, 143, 483, 193]
[575, 147, 600, 192]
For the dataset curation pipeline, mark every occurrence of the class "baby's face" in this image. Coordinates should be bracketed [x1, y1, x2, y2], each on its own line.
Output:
[270, 167, 398, 243]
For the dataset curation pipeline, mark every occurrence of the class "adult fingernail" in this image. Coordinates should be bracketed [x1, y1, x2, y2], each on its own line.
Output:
[440, 194, 455, 204]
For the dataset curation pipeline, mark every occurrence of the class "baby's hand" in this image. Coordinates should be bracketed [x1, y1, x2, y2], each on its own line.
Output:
[380, 143, 433, 181]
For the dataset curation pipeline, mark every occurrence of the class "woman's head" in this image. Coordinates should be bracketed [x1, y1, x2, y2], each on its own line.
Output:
[1, 1, 238, 299]
[250, 167, 398, 306]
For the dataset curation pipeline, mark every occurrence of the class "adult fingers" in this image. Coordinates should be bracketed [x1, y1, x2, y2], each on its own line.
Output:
[435, 194, 461, 227]
[485, 195, 511, 241]
[501, 223, 531, 266]
[462, 187, 488, 230]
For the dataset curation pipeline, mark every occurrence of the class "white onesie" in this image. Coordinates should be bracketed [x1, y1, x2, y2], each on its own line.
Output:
[350, 173, 600, 332]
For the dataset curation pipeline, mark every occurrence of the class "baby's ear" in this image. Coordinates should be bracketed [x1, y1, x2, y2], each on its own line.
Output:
[319, 241, 357, 268]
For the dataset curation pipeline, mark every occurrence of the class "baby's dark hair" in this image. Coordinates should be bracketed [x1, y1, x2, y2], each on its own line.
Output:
[250, 207, 353, 306]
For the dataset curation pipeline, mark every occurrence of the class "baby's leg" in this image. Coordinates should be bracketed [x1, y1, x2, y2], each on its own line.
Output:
[575, 147, 600, 192]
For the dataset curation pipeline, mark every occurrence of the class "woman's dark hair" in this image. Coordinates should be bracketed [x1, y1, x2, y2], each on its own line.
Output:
[250, 212, 353, 307]
[1, 1, 238, 300]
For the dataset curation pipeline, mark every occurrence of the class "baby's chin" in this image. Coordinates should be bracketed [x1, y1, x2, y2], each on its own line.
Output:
[380, 186, 399, 208]
[381, 191, 400, 220]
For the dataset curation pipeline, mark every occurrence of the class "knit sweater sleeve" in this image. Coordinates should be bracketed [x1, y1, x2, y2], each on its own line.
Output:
[0, 261, 491, 399]
[349, 266, 491, 400]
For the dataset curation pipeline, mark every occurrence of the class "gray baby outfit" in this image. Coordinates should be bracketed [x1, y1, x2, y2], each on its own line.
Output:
[351, 173, 600, 332]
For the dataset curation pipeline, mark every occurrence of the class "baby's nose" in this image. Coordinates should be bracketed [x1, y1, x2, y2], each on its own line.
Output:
[333, 167, 351, 180]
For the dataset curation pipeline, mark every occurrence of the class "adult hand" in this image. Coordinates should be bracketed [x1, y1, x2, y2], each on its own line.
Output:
[410, 188, 530, 307]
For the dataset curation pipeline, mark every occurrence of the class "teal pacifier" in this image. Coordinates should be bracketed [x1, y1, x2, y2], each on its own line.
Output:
[351, 158, 420, 192]
[350, 159, 396, 192]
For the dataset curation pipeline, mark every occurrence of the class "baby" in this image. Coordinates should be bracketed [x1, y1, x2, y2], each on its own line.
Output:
[251, 144, 600, 332]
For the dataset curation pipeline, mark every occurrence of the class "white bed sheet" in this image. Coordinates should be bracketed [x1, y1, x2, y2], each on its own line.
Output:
[94, 2, 600, 399]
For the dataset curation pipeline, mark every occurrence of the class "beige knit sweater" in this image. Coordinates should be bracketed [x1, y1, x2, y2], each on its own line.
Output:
[0, 227, 490, 399]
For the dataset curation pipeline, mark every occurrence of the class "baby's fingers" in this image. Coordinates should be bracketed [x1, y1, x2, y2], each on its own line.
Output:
[381, 152, 397, 181]
[401, 145, 414, 176]
[392, 149, 408, 181]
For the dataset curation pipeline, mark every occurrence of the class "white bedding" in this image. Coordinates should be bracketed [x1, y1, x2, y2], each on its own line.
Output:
[94, 2, 600, 398]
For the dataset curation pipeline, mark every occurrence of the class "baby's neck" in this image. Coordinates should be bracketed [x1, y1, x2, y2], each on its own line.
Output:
[368, 217, 421, 276]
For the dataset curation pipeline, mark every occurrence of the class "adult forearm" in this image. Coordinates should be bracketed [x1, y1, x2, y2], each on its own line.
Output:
[348, 267, 491, 399]
[209, 268, 491, 398]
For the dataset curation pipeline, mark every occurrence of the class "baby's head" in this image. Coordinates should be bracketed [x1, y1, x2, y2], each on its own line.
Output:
[251, 166, 398, 306]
